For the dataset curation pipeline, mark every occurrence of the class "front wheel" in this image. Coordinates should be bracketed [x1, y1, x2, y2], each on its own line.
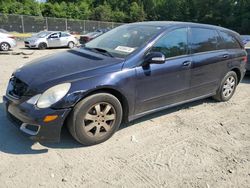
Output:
[38, 42, 47, 50]
[67, 93, 123, 146]
[213, 71, 238, 102]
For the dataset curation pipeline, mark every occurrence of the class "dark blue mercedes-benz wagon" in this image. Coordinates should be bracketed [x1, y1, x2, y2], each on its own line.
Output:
[3, 21, 247, 145]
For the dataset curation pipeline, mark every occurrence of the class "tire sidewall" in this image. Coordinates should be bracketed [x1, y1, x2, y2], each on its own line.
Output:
[68, 41, 74, 48]
[0, 42, 10, 51]
[38, 42, 47, 50]
[73, 93, 122, 145]
[218, 71, 238, 101]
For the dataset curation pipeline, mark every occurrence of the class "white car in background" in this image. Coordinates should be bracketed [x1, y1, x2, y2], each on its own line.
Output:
[0, 30, 17, 51]
[24, 31, 78, 49]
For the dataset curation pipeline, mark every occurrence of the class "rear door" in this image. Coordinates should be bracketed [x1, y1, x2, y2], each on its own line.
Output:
[189, 27, 230, 98]
[47, 32, 61, 47]
[218, 31, 245, 73]
[60, 32, 70, 46]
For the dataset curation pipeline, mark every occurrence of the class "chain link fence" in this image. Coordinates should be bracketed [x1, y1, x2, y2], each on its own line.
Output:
[0, 13, 124, 34]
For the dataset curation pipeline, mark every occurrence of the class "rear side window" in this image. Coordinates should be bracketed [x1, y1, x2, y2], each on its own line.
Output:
[61, 32, 71, 37]
[190, 28, 220, 53]
[151, 28, 188, 58]
[219, 31, 241, 49]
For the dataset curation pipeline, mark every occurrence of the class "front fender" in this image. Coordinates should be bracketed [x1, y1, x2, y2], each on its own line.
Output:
[52, 68, 137, 117]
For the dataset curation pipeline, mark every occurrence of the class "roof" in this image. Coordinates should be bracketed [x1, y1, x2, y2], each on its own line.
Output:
[129, 21, 238, 35]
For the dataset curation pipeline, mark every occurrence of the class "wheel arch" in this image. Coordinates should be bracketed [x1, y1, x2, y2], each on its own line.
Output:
[77, 87, 130, 123]
[230, 67, 241, 84]
[38, 42, 48, 49]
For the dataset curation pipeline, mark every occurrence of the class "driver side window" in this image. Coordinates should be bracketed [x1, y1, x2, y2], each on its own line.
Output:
[151, 28, 188, 58]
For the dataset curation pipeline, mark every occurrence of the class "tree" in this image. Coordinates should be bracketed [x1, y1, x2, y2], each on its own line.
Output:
[90, 3, 113, 21]
[129, 2, 146, 22]
[0, 0, 250, 34]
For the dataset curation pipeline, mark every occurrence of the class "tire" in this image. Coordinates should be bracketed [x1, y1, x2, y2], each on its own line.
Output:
[0, 42, 10, 51]
[38, 42, 47, 50]
[68, 41, 74, 48]
[212, 71, 238, 102]
[67, 93, 123, 146]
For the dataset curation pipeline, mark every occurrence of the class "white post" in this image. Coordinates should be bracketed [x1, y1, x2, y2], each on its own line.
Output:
[21, 15, 25, 33]
[45, 17, 48, 30]
[65, 18, 67, 31]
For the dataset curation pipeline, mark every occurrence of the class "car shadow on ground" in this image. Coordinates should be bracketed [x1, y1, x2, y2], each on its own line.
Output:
[0, 76, 249, 154]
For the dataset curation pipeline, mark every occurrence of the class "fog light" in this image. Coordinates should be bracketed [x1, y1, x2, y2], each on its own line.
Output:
[43, 115, 58, 122]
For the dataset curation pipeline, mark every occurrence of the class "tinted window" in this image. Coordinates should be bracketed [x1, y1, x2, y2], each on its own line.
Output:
[219, 31, 241, 49]
[190, 28, 219, 53]
[151, 28, 188, 58]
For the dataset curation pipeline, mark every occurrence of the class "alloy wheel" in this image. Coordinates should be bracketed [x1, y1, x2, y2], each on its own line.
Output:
[1, 43, 9, 51]
[83, 102, 116, 137]
[68, 42, 74, 48]
[222, 76, 235, 98]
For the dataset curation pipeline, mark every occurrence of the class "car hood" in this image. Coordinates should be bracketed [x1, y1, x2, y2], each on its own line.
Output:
[14, 49, 124, 90]
[0, 33, 11, 38]
[25, 36, 41, 41]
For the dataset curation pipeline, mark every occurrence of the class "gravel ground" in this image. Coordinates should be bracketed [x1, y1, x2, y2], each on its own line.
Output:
[0, 43, 249, 188]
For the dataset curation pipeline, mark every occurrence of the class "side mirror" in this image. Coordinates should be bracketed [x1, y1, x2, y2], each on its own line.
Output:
[143, 52, 166, 66]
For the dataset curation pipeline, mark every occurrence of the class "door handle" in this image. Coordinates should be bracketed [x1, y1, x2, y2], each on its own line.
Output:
[182, 61, 192, 67]
[222, 54, 229, 59]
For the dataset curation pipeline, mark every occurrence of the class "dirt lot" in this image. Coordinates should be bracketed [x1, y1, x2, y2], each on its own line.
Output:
[0, 43, 249, 188]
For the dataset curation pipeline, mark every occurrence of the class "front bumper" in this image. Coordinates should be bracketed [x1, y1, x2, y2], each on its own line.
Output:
[24, 41, 38, 48]
[3, 95, 71, 142]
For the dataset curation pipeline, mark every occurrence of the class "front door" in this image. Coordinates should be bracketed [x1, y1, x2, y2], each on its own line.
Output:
[135, 28, 192, 114]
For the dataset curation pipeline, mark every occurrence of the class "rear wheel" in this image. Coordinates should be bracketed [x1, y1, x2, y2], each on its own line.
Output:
[213, 71, 238, 102]
[0, 42, 10, 51]
[38, 42, 47, 50]
[68, 41, 75, 48]
[67, 93, 123, 145]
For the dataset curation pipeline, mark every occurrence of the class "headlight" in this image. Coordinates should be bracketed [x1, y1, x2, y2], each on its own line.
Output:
[28, 83, 71, 109]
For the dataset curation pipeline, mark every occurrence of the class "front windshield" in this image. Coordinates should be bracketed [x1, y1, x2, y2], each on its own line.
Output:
[85, 24, 163, 58]
[35, 31, 52, 38]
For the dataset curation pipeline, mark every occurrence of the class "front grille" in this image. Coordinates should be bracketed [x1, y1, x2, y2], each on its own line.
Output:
[8, 77, 29, 98]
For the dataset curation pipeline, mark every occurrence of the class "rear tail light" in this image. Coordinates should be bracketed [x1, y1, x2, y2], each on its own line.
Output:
[243, 56, 247, 63]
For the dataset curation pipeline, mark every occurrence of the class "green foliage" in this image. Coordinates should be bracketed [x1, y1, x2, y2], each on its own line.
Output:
[0, 0, 250, 34]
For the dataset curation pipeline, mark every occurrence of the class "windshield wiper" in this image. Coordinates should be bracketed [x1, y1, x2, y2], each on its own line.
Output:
[84, 47, 114, 57]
